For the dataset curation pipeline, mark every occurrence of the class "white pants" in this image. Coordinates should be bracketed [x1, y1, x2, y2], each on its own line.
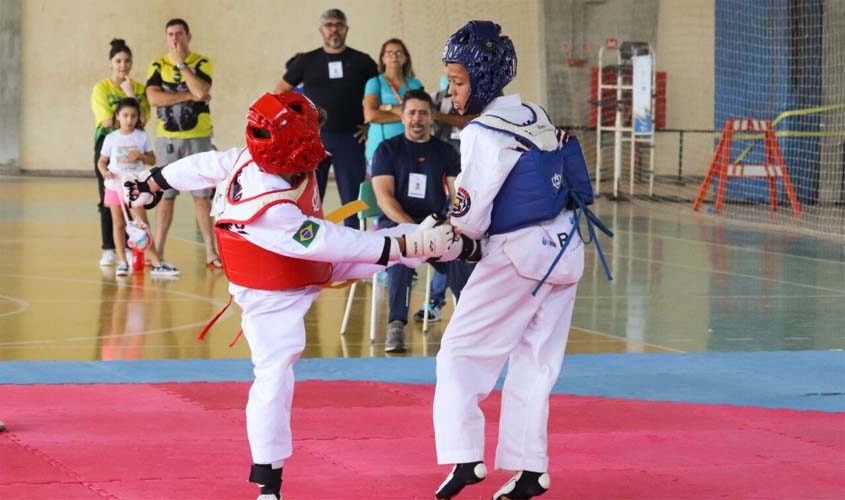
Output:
[433, 234, 580, 473]
[235, 285, 320, 465]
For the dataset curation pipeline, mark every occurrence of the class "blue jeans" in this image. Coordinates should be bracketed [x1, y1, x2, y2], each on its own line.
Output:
[318, 131, 367, 229]
[429, 270, 448, 308]
[386, 261, 474, 324]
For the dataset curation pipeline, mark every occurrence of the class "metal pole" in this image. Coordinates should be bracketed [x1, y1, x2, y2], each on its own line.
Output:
[613, 60, 624, 199]
[677, 130, 685, 183]
[595, 47, 605, 194]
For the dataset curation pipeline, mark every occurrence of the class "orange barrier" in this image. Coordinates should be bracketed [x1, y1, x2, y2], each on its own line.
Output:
[693, 119, 800, 214]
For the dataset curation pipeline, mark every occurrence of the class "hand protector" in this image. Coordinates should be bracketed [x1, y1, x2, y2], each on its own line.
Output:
[402, 224, 455, 258]
[437, 234, 483, 263]
[123, 172, 163, 209]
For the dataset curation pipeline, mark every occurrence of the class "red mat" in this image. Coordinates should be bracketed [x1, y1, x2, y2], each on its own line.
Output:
[1, 381, 843, 499]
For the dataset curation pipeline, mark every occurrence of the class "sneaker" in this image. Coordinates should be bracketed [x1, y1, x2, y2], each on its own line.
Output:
[115, 262, 129, 277]
[384, 320, 406, 353]
[413, 302, 443, 323]
[493, 471, 550, 500]
[99, 249, 116, 266]
[435, 461, 487, 499]
[151, 262, 181, 277]
[256, 495, 280, 500]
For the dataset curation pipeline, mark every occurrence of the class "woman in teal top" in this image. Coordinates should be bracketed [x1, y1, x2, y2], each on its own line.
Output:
[362, 38, 423, 164]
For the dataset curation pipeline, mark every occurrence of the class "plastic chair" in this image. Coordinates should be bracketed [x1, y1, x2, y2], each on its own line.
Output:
[340, 181, 383, 342]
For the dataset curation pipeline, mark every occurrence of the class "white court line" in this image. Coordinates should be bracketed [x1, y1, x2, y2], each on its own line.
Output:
[572, 326, 685, 353]
[0, 273, 232, 346]
[608, 221, 845, 265]
[591, 247, 845, 296]
[0, 295, 30, 318]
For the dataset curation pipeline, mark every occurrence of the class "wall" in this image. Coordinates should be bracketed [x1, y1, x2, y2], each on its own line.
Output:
[820, 0, 845, 204]
[541, 0, 716, 179]
[0, 0, 21, 170]
[17, 0, 542, 173]
[654, 0, 715, 178]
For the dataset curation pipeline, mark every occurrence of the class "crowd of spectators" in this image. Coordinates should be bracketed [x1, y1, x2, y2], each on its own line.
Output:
[90, 10, 475, 335]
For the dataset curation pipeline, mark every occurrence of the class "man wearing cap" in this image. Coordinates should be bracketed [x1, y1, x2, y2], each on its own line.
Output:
[274, 8, 378, 229]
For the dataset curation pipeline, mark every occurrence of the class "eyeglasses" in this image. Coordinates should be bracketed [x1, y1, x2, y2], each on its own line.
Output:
[322, 22, 347, 30]
[384, 50, 405, 57]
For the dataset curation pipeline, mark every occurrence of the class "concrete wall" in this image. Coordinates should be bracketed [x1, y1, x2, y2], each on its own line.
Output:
[540, 0, 715, 179]
[0, 0, 21, 171]
[12, 0, 720, 176]
[654, 0, 715, 178]
[17, 0, 542, 173]
[820, 0, 845, 203]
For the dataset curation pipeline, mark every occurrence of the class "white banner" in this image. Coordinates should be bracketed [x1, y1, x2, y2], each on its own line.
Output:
[632, 54, 653, 136]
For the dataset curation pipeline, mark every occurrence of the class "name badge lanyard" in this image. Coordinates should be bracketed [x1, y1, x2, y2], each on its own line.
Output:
[377, 76, 406, 137]
[386, 77, 405, 106]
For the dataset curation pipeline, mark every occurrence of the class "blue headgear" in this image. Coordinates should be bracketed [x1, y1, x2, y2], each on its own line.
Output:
[442, 21, 517, 114]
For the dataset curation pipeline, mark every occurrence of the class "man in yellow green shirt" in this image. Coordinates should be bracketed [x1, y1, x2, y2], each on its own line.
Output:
[145, 18, 220, 269]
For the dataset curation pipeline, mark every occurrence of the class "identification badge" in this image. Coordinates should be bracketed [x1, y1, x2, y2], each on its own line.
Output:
[408, 173, 427, 199]
[328, 61, 344, 79]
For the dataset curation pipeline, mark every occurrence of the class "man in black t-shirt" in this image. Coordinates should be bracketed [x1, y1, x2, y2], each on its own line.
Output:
[274, 8, 378, 228]
[371, 90, 474, 353]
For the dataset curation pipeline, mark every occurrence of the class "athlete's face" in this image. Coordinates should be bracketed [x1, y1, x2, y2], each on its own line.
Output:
[445, 63, 471, 115]
[319, 17, 348, 50]
[402, 98, 432, 143]
[110, 51, 132, 80]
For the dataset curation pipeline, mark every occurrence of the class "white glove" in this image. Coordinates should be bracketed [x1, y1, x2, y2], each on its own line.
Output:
[402, 224, 456, 258]
[417, 214, 440, 231]
[437, 234, 483, 263]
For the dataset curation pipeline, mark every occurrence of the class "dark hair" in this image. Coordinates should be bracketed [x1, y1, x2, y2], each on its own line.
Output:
[377, 38, 414, 78]
[320, 8, 346, 23]
[402, 89, 432, 110]
[113, 97, 144, 130]
[165, 18, 190, 33]
[109, 38, 132, 59]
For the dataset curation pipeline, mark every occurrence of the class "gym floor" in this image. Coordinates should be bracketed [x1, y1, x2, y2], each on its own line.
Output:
[2, 175, 842, 361]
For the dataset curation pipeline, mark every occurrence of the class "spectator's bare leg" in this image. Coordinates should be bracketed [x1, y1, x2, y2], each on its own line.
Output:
[155, 198, 175, 261]
[193, 195, 217, 262]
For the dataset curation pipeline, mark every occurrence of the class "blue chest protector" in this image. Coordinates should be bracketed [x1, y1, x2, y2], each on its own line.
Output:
[487, 137, 594, 235]
[467, 106, 613, 291]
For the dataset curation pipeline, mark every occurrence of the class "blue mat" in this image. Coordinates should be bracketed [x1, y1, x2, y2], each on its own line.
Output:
[1, 351, 843, 412]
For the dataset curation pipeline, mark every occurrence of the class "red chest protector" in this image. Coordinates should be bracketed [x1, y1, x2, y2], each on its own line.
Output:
[213, 150, 332, 290]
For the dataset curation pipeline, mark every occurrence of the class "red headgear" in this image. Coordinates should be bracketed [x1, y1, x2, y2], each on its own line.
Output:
[245, 93, 328, 175]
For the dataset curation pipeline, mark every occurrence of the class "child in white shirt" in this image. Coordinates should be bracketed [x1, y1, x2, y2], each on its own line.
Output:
[97, 98, 178, 277]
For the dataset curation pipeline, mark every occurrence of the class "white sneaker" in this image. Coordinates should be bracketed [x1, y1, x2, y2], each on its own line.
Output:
[99, 250, 116, 266]
[115, 262, 130, 277]
[256, 495, 280, 500]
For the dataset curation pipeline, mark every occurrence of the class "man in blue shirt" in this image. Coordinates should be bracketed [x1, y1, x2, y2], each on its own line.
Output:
[371, 89, 473, 353]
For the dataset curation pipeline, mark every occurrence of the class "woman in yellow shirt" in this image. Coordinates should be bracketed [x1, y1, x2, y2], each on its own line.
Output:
[90, 39, 150, 267]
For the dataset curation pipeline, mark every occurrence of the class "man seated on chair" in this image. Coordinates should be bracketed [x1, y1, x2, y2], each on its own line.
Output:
[371, 89, 474, 353]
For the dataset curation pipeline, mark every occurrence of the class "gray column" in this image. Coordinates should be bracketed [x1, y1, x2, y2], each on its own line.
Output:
[0, 0, 21, 173]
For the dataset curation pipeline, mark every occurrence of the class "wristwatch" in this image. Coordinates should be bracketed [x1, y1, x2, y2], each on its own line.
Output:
[176, 63, 187, 70]
[385, 104, 393, 111]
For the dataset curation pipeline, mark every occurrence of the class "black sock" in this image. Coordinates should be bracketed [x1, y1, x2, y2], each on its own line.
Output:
[249, 463, 282, 498]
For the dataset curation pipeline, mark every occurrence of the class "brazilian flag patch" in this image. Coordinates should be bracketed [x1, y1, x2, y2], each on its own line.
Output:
[293, 220, 320, 247]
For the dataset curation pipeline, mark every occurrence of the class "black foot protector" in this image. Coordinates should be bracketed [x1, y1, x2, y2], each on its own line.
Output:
[435, 461, 488, 499]
[249, 463, 282, 499]
[493, 471, 550, 500]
